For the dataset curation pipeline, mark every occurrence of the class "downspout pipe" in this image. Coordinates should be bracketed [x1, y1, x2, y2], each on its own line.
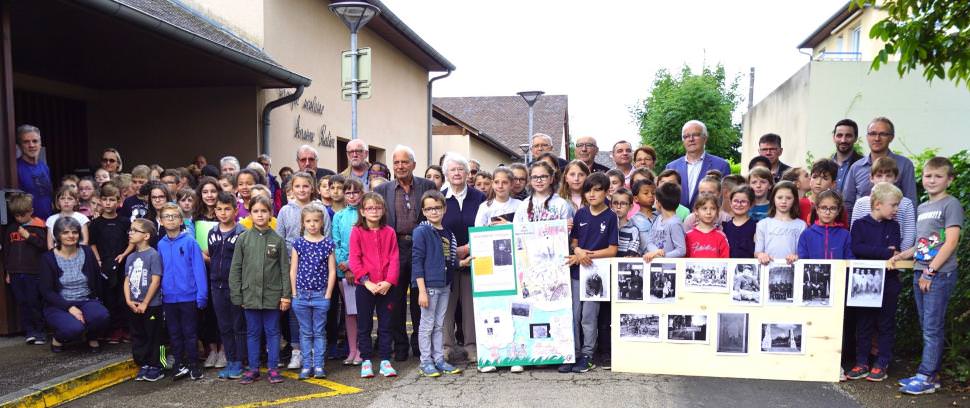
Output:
[427, 70, 452, 166]
[261, 85, 304, 156]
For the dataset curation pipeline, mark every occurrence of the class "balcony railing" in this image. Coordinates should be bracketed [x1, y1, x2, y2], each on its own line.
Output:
[815, 51, 862, 61]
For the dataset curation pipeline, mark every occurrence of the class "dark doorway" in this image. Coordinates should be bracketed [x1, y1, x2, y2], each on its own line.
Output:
[14, 90, 89, 182]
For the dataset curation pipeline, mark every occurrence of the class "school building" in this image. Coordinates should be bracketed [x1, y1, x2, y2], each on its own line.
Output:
[0, 0, 453, 334]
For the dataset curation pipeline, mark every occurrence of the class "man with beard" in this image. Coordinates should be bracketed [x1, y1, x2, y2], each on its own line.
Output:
[340, 139, 371, 190]
[830, 119, 864, 191]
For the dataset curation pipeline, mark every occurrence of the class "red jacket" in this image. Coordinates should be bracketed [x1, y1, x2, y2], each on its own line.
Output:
[686, 228, 730, 258]
[349, 225, 400, 285]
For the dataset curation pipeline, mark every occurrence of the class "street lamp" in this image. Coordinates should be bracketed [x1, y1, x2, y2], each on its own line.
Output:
[517, 90, 544, 164]
[329, 1, 381, 140]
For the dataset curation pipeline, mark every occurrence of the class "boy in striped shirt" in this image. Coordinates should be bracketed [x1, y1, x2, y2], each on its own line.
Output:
[849, 157, 916, 250]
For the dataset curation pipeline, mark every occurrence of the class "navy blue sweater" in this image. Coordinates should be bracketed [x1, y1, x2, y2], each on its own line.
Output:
[207, 224, 246, 286]
[411, 223, 457, 288]
[850, 215, 901, 261]
[39, 246, 101, 310]
[441, 187, 485, 247]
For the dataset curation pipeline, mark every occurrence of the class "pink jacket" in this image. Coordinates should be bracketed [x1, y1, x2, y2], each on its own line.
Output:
[349, 225, 400, 285]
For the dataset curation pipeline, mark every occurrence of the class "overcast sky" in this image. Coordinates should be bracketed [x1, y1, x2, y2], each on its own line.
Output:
[381, 0, 848, 147]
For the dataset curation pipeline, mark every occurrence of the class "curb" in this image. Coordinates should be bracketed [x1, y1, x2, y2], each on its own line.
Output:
[0, 357, 137, 408]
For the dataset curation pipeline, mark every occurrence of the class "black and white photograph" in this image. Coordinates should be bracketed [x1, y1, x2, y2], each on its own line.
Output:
[729, 263, 761, 305]
[716, 313, 749, 354]
[616, 261, 645, 302]
[766, 262, 795, 305]
[800, 262, 834, 307]
[648, 262, 677, 303]
[619, 313, 661, 342]
[579, 260, 611, 302]
[666, 314, 708, 343]
[684, 261, 729, 292]
[492, 238, 514, 266]
[847, 260, 887, 307]
[760, 323, 803, 354]
[511, 302, 530, 318]
[530, 323, 551, 339]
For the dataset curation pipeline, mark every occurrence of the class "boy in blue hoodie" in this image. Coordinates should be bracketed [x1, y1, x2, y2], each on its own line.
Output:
[158, 203, 207, 381]
[847, 182, 902, 382]
[207, 192, 248, 379]
[797, 190, 854, 260]
[412, 191, 462, 378]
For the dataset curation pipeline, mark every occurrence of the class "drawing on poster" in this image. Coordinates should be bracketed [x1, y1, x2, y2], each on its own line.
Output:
[493, 239, 514, 266]
[666, 314, 708, 343]
[847, 260, 886, 308]
[730, 262, 761, 305]
[765, 262, 795, 305]
[515, 221, 572, 306]
[760, 323, 803, 354]
[620, 313, 661, 342]
[800, 262, 833, 307]
[475, 307, 515, 348]
[684, 261, 729, 292]
[530, 323, 551, 339]
[511, 302, 530, 318]
[616, 261, 645, 302]
[648, 262, 677, 303]
[716, 312, 748, 354]
[469, 225, 518, 296]
[580, 259, 611, 302]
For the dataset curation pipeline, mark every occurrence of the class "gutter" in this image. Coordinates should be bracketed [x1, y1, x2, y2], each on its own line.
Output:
[427, 70, 452, 166]
[73, 0, 312, 87]
[261, 85, 304, 156]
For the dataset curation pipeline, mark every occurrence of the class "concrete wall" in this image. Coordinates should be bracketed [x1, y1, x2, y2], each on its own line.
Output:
[742, 61, 970, 171]
[183, 0, 265, 47]
[262, 0, 430, 175]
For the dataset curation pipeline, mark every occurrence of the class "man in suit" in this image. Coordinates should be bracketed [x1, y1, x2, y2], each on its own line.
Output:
[664, 120, 732, 208]
[373, 145, 437, 361]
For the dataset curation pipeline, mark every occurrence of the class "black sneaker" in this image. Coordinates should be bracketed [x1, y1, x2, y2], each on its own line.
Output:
[557, 363, 574, 373]
[173, 365, 190, 381]
[135, 366, 148, 381]
[601, 357, 612, 371]
[571, 355, 595, 373]
[190, 366, 204, 380]
[143, 366, 165, 382]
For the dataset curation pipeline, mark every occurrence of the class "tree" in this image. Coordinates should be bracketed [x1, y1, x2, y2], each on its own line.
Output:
[631, 64, 742, 167]
[856, 0, 970, 89]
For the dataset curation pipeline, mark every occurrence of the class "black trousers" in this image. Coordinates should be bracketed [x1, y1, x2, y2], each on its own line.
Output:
[130, 305, 163, 368]
[390, 237, 420, 356]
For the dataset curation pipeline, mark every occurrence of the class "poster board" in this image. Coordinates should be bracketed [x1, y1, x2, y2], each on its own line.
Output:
[611, 258, 849, 382]
[470, 220, 575, 367]
[194, 220, 217, 251]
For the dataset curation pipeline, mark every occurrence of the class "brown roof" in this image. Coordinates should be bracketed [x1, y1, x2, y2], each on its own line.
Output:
[797, 2, 864, 49]
[432, 95, 570, 158]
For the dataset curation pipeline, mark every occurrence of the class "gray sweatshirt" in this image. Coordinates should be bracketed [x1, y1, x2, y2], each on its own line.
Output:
[754, 217, 806, 259]
[645, 214, 686, 258]
[275, 200, 332, 253]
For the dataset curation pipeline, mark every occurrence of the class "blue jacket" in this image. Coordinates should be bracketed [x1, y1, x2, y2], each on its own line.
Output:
[850, 214, 901, 261]
[158, 231, 208, 307]
[797, 223, 854, 260]
[207, 224, 246, 286]
[664, 153, 732, 208]
[411, 222, 457, 288]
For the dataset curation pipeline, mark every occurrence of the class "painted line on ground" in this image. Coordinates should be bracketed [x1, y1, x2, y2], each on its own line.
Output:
[0, 358, 137, 408]
[224, 371, 362, 408]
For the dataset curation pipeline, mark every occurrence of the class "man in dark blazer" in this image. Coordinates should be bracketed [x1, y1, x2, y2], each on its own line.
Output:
[664, 120, 732, 209]
[373, 145, 437, 360]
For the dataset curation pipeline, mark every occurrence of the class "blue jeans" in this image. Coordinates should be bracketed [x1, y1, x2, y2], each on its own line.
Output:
[211, 284, 247, 363]
[10, 273, 44, 338]
[163, 302, 199, 368]
[418, 286, 450, 365]
[292, 291, 330, 369]
[245, 309, 281, 370]
[44, 299, 109, 343]
[914, 269, 957, 377]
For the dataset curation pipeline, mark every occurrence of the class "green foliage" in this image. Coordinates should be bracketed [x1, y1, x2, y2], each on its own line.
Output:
[727, 158, 741, 175]
[631, 64, 743, 167]
[478, 355, 566, 367]
[855, 0, 970, 89]
[895, 149, 970, 382]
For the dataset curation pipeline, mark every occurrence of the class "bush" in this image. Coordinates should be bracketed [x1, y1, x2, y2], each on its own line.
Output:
[896, 149, 970, 382]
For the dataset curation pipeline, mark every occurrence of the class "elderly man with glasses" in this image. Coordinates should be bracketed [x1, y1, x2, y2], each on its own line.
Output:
[530, 133, 568, 171]
[296, 145, 335, 181]
[664, 120, 732, 208]
[841, 116, 917, 217]
[340, 139, 372, 191]
[574, 136, 609, 173]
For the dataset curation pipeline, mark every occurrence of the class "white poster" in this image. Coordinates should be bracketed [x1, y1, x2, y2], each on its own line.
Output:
[846, 260, 887, 308]
[580, 259, 611, 302]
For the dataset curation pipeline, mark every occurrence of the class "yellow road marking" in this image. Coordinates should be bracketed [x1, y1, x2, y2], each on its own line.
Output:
[224, 371, 362, 408]
[3, 360, 138, 408]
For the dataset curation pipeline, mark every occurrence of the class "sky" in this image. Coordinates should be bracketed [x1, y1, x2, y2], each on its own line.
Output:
[381, 0, 848, 147]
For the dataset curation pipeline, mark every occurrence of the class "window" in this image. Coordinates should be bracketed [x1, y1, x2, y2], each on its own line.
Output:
[850, 26, 861, 53]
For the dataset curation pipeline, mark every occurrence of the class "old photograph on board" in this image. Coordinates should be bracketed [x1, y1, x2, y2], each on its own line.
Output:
[800, 262, 834, 307]
[648, 262, 677, 303]
[616, 261, 645, 302]
[765, 262, 795, 305]
[760, 323, 803, 354]
[847, 260, 887, 308]
[684, 261, 729, 293]
[492, 238, 514, 266]
[666, 314, 708, 343]
[729, 262, 761, 306]
[579, 259, 611, 302]
[619, 313, 661, 342]
[716, 312, 749, 354]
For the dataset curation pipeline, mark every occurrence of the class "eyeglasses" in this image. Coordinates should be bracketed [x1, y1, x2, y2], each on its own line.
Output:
[576, 143, 596, 149]
[532, 143, 552, 149]
[530, 174, 551, 182]
[371, 171, 387, 178]
[867, 131, 893, 138]
[345, 191, 361, 196]
[682, 133, 704, 140]
[611, 201, 630, 207]
[513, 177, 527, 183]
[731, 199, 750, 205]
[161, 214, 180, 220]
[347, 149, 367, 155]
[817, 206, 840, 213]
[423, 206, 444, 213]
[101, 157, 117, 163]
[129, 229, 147, 234]
[151, 195, 167, 200]
[363, 206, 383, 212]
[759, 147, 780, 153]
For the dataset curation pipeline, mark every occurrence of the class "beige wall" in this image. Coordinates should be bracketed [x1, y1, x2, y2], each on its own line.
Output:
[262, 0, 430, 174]
[183, 0, 265, 47]
[813, 7, 888, 60]
[742, 61, 970, 170]
[430, 133, 516, 173]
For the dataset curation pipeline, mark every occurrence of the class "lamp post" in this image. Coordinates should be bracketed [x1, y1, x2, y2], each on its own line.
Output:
[517, 90, 544, 164]
[329, 1, 380, 140]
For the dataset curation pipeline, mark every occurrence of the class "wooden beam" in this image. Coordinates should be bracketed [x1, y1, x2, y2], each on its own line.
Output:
[432, 125, 464, 135]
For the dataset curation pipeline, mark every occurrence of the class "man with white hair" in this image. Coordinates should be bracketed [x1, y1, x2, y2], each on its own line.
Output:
[373, 145, 437, 360]
[296, 144, 335, 180]
[664, 120, 732, 208]
[530, 133, 568, 171]
[220, 156, 240, 178]
[15, 124, 53, 218]
[340, 139, 371, 190]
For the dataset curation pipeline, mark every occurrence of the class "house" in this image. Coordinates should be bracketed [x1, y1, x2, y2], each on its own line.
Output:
[741, 1, 970, 170]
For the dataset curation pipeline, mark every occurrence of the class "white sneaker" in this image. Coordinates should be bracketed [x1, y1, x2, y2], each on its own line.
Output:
[214, 350, 227, 368]
[478, 365, 497, 373]
[510, 365, 525, 373]
[204, 351, 218, 368]
[287, 349, 302, 370]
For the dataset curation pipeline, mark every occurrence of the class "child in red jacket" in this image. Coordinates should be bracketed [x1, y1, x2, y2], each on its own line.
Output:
[349, 193, 400, 379]
[686, 196, 730, 258]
